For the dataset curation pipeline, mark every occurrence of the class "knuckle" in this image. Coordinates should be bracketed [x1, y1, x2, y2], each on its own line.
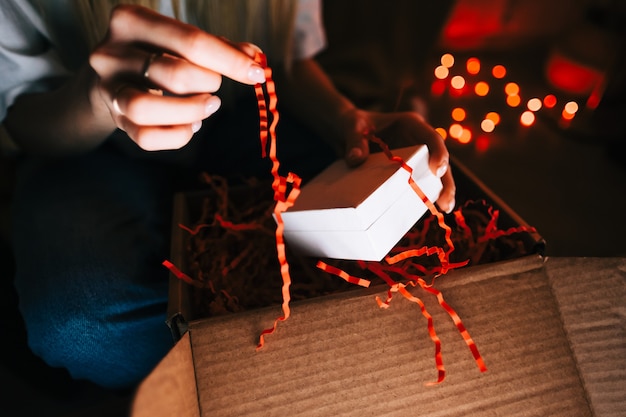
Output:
[184, 29, 208, 56]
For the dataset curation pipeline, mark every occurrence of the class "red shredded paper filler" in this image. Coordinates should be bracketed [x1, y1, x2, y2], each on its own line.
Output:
[159, 52, 544, 384]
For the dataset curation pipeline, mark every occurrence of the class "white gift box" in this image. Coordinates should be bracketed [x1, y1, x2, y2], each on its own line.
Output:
[280, 145, 443, 261]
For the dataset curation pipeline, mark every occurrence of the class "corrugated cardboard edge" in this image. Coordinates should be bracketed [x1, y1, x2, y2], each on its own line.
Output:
[166, 192, 193, 337]
[546, 256, 626, 417]
[131, 332, 200, 417]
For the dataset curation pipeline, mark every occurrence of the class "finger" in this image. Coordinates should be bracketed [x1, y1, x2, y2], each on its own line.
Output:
[343, 110, 372, 167]
[344, 133, 369, 167]
[116, 115, 203, 151]
[112, 85, 221, 125]
[107, 5, 266, 85]
[410, 115, 450, 179]
[91, 47, 224, 94]
[142, 52, 224, 94]
[436, 167, 456, 214]
[235, 41, 264, 59]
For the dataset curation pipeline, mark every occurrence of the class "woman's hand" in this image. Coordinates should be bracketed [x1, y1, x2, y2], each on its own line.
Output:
[88, 5, 267, 151]
[339, 108, 456, 214]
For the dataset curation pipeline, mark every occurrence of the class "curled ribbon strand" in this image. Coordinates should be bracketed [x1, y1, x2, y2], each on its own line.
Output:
[254, 52, 302, 351]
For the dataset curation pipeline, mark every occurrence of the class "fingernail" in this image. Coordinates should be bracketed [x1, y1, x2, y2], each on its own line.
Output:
[191, 121, 202, 133]
[205, 96, 221, 116]
[445, 199, 456, 214]
[348, 147, 363, 160]
[436, 161, 448, 178]
[248, 64, 266, 84]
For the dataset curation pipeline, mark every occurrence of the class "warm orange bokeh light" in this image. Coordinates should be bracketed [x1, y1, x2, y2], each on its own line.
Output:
[449, 123, 463, 139]
[441, 53, 455, 68]
[451, 107, 466, 122]
[481, 118, 495, 133]
[492, 65, 507, 79]
[474, 81, 490, 96]
[485, 111, 501, 125]
[520, 111, 535, 126]
[435, 127, 447, 140]
[431, 79, 447, 96]
[561, 109, 576, 120]
[466, 57, 481, 75]
[475, 135, 490, 152]
[506, 94, 521, 107]
[504, 82, 520, 96]
[434, 65, 449, 80]
[564, 101, 579, 114]
[527, 98, 542, 112]
[543, 94, 557, 108]
[458, 128, 472, 144]
[451, 75, 466, 90]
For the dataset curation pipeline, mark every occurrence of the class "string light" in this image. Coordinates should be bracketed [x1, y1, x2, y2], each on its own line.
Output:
[466, 57, 481, 75]
[474, 81, 490, 97]
[520, 111, 535, 126]
[451, 107, 467, 122]
[431, 52, 581, 149]
[492, 65, 507, 79]
[441, 53, 455, 68]
[527, 98, 542, 112]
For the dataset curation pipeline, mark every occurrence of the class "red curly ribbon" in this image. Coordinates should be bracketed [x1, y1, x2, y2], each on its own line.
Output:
[395, 283, 446, 385]
[316, 261, 371, 288]
[254, 52, 302, 351]
[162, 260, 195, 286]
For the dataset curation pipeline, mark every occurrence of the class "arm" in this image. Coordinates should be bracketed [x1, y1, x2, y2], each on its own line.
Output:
[4, 64, 115, 156]
[274, 57, 456, 213]
[3, 5, 267, 157]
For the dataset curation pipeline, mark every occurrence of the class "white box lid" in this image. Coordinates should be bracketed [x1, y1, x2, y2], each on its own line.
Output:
[279, 145, 443, 260]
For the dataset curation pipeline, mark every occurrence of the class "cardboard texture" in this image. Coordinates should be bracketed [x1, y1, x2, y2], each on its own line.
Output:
[280, 145, 443, 261]
[133, 255, 626, 416]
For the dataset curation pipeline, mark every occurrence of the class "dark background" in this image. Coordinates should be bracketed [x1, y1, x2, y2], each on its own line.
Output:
[1, 0, 625, 415]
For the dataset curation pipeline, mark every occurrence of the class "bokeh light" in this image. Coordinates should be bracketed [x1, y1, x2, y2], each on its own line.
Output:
[449, 123, 463, 139]
[520, 111, 535, 126]
[450, 75, 466, 90]
[451, 107, 467, 122]
[492, 65, 507, 79]
[458, 127, 472, 144]
[475, 135, 490, 152]
[435, 127, 447, 140]
[504, 82, 520, 96]
[485, 111, 501, 125]
[564, 101, 579, 114]
[434, 65, 449, 80]
[527, 98, 542, 112]
[466, 57, 481, 75]
[431, 79, 447, 96]
[481, 118, 496, 133]
[543, 94, 557, 108]
[441, 53, 455, 68]
[506, 94, 521, 107]
[474, 81, 490, 97]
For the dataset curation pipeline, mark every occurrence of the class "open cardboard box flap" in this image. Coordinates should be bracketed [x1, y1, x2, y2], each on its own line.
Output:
[132, 255, 626, 416]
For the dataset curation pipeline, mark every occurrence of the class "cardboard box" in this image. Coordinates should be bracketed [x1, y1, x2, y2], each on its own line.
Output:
[132, 255, 626, 416]
[279, 145, 443, 261]
[164, 156, 546, 337]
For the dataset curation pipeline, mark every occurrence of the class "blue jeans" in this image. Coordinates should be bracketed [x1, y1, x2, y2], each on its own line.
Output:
[10, 99, 335, 390]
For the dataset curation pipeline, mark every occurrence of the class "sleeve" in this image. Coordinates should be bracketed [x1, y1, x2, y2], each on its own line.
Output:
[0, 0, 70, 123]
[292, 0, 327, 60]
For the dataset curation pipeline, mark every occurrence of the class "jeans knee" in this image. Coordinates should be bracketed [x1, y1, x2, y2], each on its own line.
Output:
[23, 301, 173, 390]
